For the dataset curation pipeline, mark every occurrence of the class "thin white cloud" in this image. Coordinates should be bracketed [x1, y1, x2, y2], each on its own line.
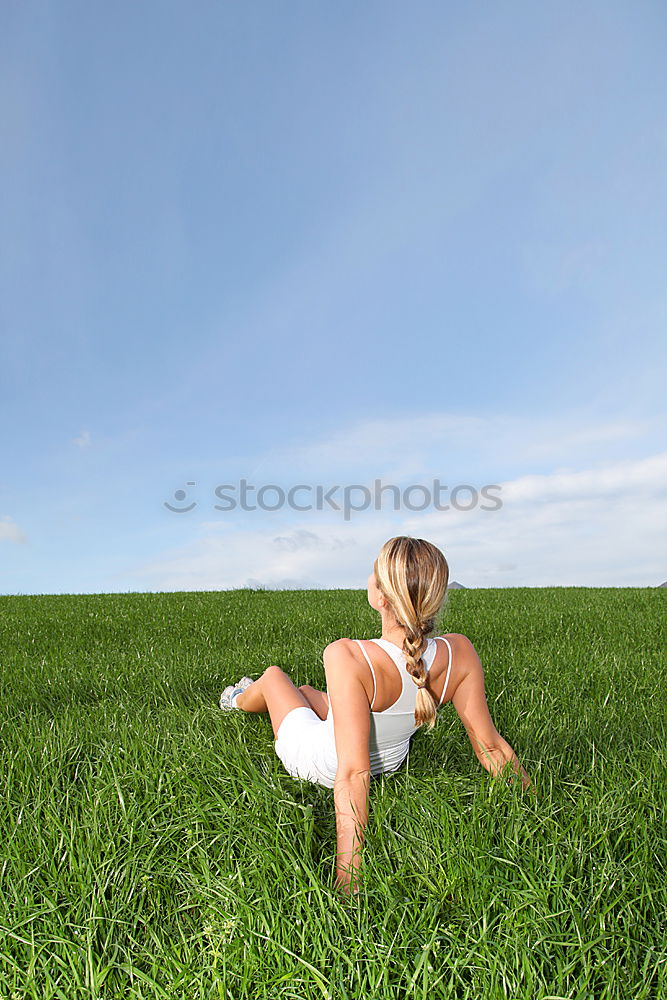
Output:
[408, 451, 667, 586]
[278, 414, 489, 480]
[187, 410, 659, 485]
[72, 429, 92, 449]
[501, 451, 666, 502]
[129, 519, 391, 591]
[128, 450, 666, 590]
[0, 515, 28, 544]
[273, 529, 325, 552]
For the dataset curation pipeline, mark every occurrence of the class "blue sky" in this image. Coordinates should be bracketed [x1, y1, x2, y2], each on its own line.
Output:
[1, 0, 666, 594]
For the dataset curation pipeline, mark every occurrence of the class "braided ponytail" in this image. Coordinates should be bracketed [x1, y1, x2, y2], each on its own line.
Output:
[403, 621, 440, 730]
[374, 538, 449, 731]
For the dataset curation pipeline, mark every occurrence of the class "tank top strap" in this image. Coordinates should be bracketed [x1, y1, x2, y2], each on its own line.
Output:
[366, 638, 406, 708]
[366, 637, 439, 713]
[423, 637, 439, 672]
[432, 636, 453, 705]
[354, 639, 377, 710]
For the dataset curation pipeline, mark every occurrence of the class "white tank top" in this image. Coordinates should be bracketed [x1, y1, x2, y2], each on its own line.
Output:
[323, 635, 453, 777]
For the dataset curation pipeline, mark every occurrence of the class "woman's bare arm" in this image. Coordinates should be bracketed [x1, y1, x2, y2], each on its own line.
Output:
[450, 636, 533, 791]
[323, 639, 373, 894]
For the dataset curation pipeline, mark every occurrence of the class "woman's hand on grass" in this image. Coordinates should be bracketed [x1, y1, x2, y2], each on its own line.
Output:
[334, 871, 361, 898]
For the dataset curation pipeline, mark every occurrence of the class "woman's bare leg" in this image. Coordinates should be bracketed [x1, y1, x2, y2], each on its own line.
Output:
[299, 685, 329, 720]
[235, 665, 314, 738]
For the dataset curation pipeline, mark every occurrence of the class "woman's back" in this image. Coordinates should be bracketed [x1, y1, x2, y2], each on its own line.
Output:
[353, 635, 454, 714]
[322, 634, 454, 776]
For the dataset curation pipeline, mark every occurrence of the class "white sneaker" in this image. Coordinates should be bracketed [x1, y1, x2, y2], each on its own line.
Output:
[219, 676, 255, 710]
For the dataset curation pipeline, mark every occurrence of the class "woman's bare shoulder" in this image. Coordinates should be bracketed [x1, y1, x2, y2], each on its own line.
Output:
[323, 637, 367, 665]
[438, 631, 474, 645]
[437, 632, 486, 695]
[437, 631, 476, 646]
[325, 637, 378, 667]
[323, 637, 356, 653]
[436, 633, 483, 672]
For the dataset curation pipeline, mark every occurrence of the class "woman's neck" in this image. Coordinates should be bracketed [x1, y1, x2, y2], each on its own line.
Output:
[379, 615, 427, 653]
[379, 617, 409, 645]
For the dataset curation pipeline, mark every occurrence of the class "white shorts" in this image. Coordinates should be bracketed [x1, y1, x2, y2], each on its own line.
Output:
[274, 706, 339, 789]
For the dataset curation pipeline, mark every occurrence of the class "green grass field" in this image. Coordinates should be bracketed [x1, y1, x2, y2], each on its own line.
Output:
[0, 587, 664, 999]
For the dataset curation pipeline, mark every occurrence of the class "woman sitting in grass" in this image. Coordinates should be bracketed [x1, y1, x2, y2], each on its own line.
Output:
[220, 535, 532, 895]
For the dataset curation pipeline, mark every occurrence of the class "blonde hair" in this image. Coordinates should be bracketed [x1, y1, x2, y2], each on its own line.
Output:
[374, 536, 449, 731]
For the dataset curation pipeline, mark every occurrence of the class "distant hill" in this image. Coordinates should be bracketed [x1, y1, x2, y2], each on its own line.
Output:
[659, 582, 667, 587]
[447, 581, 466, 590]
